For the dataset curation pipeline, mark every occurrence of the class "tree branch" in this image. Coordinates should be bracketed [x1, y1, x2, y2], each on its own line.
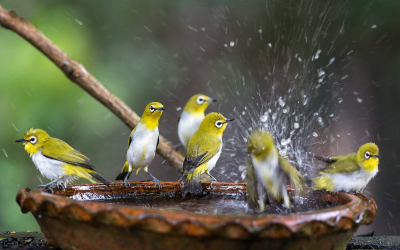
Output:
[0, 5, 184, 169]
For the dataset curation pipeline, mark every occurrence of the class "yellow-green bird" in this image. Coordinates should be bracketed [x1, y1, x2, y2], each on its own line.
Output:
[246, 130, 305, 209]
[313, 143, 380, 193]
[178, 94, 216, 149]
[16, 128, 109, 190]
[115, 102, 165, 188]
[182, 112, 234, 194]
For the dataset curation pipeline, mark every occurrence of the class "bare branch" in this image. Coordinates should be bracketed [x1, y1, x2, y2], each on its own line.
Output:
[0, 5, 184, 169]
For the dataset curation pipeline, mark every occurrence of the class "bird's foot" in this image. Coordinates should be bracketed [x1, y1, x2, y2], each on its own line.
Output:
[37, 184, 54, 194]
[123, 179, 131, 187]
[152, 178, 162, 189]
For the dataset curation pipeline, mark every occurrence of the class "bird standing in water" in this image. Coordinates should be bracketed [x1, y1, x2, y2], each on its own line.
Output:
[313, 143, 380, 193]
[116, 102, 165, 188]
[16, 128, 109, 190]
[246, 130, 305, 209]
[182, 112, 234, 194]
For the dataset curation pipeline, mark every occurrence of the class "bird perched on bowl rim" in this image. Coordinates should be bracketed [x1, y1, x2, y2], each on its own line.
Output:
[182, 112, 234, 194]
[313, 143, 380, 193]
[16, 128, 109, 190]
[246, 129, 305, 209]
[177, 94, 216, 149]
[115, 102, 165, 188]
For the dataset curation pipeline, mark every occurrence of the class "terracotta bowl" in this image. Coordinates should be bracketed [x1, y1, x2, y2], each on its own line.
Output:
[16, 182, 377, 250]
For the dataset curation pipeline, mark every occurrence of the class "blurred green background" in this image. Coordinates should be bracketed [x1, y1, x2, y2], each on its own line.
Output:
[1, 0, 400, 235]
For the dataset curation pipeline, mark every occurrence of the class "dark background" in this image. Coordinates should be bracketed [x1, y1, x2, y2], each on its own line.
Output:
[0, 0, 399, 235]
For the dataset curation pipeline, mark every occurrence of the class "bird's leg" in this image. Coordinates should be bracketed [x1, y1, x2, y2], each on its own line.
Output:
[206, 172, 218, 187]
[146, 171, 162, 189]
[123, 174, 131, 187]
[37, 177, 64, 193]
[178, 173, 187, 185]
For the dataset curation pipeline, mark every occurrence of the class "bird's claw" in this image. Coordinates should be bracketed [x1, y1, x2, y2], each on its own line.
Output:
[123, 179, 131, 187]
[153, 179, 162, 189]
[37, 185, 54, 193]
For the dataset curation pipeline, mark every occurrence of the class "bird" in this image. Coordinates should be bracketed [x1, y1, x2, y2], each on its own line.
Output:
[182, 112, 234, 195]
[16, 128, 109, 190]
[115, 102, 165, 188]
[177, 94, 216, 149]
[246, 130, 305, 209]
[313, 143, 380, 193]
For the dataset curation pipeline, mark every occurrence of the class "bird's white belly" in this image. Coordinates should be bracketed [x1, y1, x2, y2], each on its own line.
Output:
[31, 150, 67, 181]
[328, 167, 378, 192]
[178, 111, 204, 148]
[252, 153, 281, 190]
[206, 142, 222, 172]
[127, 123, 159, 169]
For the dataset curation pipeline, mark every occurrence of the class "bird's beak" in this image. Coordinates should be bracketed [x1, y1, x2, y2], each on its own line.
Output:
[207, 98, 217, 103]
[372, 155, 381, 159]
[15, 138, 28, 143]
[156, 107, 165, 111]
[223, 118, 235, 124]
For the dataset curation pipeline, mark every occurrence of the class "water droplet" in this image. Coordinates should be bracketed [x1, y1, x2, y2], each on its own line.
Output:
[242, 111, 246, 115]
[258, 28, 262, 34]
[283, 109, 288, 114]
[294, 123, 300, 129]
[230, 41, 235, 47]
[312, 132, 318, 137]
[317, 117, 322, 123]
[357, 98, 363, 103]
[260, 114, 268, 122]
[329, 113, 334, 117]
[371, 24, 377, 29]
[278, 97, 286, 107]
[224, 44, 228, 47]
[338, 98, 343, 104]
[176, 107, 182, 111]
[268, 43, 272, 48]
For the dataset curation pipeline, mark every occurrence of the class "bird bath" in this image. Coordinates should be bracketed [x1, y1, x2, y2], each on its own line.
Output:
[16, 182, 377, 250]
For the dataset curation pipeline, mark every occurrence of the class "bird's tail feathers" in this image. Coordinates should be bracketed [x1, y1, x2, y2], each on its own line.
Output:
[90, 171, 110, 186]
[115, 161, 131, 181]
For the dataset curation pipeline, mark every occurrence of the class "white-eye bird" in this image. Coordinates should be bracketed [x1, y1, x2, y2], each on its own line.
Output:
[182, 112, 234, 194]
[16, 128, 109, 189]
[115, 102, 165, 188]
[178, 94, 216, 149]
[246, 130, 305, 209]
[313, 143, 380, 193]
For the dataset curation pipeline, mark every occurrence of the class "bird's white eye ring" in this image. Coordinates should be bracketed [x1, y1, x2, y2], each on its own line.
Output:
[149, 105, 155, 113]
[215, 120, 223, 128]
[196, 96, 205, 105]
[365, 151, 371, 159]
[30, 136, 37, 144]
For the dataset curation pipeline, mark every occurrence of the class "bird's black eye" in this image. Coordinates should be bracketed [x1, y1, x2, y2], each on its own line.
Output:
[150, 105, 155, 113]
[30, 136, 37, 144]
[365, 151, 370, 159]
[215, 121, 223, 128]
[196, 96, 205, 105]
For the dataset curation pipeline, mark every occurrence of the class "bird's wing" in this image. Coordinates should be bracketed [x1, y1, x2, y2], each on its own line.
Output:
[127, 127, 137, 150]
[183, 137, 221, 173]
[279, 156, 305, 191]
[320, 153, 360, 174]
[42, 138, 95, 170]
[314, 155, 336, 163]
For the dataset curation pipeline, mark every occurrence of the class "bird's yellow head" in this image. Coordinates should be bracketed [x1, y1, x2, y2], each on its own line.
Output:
[246, 130, 276, 160]
[356, 143, 380, 172]
[140, 102, 165, 130]
[184, 94, 216, 115]
[16, 128, 50, 156]
[197, 112, 234, 138]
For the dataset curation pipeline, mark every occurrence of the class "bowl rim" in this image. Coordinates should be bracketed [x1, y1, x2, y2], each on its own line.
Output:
[16, 181, 377, 239]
